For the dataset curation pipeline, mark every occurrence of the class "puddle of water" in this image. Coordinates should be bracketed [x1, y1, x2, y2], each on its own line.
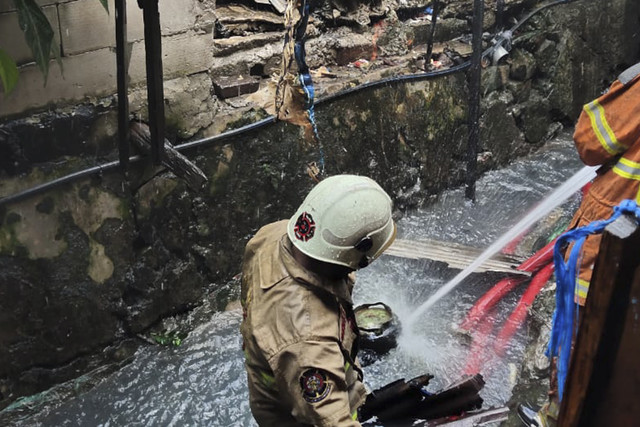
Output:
[9, 131, 586, 425]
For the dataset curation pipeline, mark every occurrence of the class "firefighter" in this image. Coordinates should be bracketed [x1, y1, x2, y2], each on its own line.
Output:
[240, 175, 397, 426]
[518, 62, 640, 426]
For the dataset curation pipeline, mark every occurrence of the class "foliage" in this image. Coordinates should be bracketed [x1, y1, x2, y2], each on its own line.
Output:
[14, 0, 57, 85]
[0, 0, 109, 95]
[150, 330, 187, 347]
[0, 49, 19, 94]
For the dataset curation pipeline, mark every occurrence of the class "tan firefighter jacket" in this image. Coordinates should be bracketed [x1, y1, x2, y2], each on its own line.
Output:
[240, 220, 367, 426]
[569, 62, 640, 304]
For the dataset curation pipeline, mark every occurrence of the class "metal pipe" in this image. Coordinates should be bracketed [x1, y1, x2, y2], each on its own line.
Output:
[115, 0, 130, 171]
[466, 0, 484, 202]
[140, 0, 165, 165]
[496, 0, 505, 30]
[425, 0, 440, 66]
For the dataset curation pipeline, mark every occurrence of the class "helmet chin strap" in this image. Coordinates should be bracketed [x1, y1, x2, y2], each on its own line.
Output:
[354, 236, 373, 269]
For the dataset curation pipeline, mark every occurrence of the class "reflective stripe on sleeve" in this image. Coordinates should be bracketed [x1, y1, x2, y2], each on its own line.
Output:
[575, 278, 589, 300]
[611, 157, 640, 203]
[260, 371, 276, 388]
[583, 100, 626, 155]
[613, 157, 640, 180]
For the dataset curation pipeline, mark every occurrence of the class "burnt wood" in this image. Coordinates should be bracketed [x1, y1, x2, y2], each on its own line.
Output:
[130, 122, 208, 191]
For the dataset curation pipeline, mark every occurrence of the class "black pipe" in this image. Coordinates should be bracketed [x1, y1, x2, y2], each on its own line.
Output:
[511, 0, 574, 33]
[115, 0, 129, 171]
[425, 0, 440, 66]
[496, 0, 505, 30]
[0, 157, 143, 207]
[466, 0, 484, 202]
[140, 0, 165, 165]
[0, 0, 577, 208]
[0, 64, 467, 208]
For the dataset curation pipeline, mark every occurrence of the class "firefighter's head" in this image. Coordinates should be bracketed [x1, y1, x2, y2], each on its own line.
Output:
[287, 175, 396, 272]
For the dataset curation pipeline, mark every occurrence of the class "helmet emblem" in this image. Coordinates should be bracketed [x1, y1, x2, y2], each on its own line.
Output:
[294, 212, 316, 241]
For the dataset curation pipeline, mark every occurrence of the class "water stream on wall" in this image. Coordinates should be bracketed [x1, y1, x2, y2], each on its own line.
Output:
[6, 131, 587, 426]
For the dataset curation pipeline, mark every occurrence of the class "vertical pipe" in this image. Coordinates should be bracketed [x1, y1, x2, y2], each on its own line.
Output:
[115, 0, 129, 171]
[425, 0, 440, 66]
[140, 0, 165, 165]
[496, 0, 505, 30]
[466, 0, 484, 201]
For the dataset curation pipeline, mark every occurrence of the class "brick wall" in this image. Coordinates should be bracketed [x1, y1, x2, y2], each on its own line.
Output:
[0, 0, 215, 118]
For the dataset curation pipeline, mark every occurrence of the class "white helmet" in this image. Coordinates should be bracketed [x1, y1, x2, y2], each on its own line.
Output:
[287, 175, 396, 270]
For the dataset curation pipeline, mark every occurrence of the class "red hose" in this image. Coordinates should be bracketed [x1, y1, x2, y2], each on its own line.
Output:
[493, 262, 555, 357]
[516, 238, 556, 273]
[458, 238, 557, 333]
[501, 229, 529, 255]
[463, 310, 497, 375]
[458, 276, 525, 332]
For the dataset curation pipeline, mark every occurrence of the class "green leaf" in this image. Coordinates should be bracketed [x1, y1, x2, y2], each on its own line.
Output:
[0, 49, 19, 94]
[97, 0, 109, 14]
[14, 0, 55, 84]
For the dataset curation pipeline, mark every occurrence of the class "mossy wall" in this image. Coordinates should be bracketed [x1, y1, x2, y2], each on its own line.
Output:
[0, 0, 639, 409]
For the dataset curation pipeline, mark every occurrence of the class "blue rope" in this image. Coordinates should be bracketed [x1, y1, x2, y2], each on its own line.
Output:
[547, 199, 640, 400]
[292, 0, 324, 171]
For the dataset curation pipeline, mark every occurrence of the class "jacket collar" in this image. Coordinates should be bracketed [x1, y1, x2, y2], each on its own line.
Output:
[280, 234, 354, 303]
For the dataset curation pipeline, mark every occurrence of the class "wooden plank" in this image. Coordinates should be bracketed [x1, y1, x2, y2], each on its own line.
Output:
[558, 214, 640, 426]
[130, 122, 208, 190]
[384, 238, 530, 276]
[593, 264, 640, 424]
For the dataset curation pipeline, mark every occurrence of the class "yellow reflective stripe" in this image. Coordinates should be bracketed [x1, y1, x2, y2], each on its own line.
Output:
[352, 410, 359, 421]
[260, 371, 276, 388]
[344, 361, 351, 372]
[583, 100, 626, 155]
[612, 157, 640, 180]
[575, 278, 589, 299]
[636, 186, 640, 204]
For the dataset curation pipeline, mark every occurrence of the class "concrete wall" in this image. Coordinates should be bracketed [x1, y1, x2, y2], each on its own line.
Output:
[0, 0, 216, 117]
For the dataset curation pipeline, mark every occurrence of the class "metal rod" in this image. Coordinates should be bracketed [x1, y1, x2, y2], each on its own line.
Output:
[425, 0, 440, 66]
[496, 0, 505, 30]
[115, 0, 129, 171]
[140, 0, 165, 165]
[466, 0, 484, 202]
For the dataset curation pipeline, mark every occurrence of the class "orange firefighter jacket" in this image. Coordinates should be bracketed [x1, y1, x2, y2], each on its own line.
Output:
[240, 220, 367, 426]
[569, 63, 640, 304]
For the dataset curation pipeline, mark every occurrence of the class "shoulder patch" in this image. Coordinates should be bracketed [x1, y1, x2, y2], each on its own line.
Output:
[300, 369, 332, 403]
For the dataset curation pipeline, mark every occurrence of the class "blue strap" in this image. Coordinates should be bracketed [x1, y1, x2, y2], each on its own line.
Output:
[547, 199, 640, 400]
[292, 0, 324, 171]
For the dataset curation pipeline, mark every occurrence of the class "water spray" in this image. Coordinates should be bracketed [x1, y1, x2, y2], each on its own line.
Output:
[404, 165, 598, 329]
